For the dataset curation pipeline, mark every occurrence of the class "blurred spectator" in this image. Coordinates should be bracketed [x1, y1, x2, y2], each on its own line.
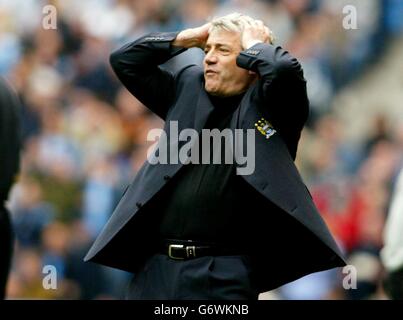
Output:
[10, 177, 54, 248]
[82, 157, 118, 239]
[10, 248, 57, 299]
[363, 114, 392, 158]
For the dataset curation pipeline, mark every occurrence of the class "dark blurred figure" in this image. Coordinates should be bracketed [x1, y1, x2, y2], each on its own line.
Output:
[0, 77, 21, 299]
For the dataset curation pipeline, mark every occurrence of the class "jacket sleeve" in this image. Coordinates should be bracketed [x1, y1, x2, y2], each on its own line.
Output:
[236, 43, 309, 159]
[109, 32, 188, 119]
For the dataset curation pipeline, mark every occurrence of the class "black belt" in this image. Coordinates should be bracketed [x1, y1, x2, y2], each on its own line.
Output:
[160, 239, 245, 260]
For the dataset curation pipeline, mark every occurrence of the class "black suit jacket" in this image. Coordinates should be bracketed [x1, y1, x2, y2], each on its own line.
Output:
[85, 32, 346, 292]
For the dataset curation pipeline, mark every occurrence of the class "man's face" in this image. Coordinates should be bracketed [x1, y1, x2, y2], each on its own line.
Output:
[203, 30, 256, 97]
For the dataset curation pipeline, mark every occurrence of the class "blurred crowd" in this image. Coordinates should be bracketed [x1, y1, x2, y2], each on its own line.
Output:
[1, 0, 403, 299]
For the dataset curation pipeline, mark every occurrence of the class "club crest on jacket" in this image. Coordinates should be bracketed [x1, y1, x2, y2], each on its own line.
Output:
[255, 118, 276, 139]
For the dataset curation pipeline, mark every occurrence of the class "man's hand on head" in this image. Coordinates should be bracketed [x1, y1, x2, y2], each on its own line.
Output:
[241, 19, 272, 50]
[172, 23, 211, 49]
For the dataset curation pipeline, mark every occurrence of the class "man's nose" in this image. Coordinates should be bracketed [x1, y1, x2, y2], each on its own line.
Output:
[204, 51, 218, 65]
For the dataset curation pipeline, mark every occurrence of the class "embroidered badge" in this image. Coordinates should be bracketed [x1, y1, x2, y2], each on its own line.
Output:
[255, 118, 276, 139]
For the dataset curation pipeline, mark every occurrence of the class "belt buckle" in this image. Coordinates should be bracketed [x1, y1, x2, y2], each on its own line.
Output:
[168, 244, 184, 260]
[186, 246, 196, 258]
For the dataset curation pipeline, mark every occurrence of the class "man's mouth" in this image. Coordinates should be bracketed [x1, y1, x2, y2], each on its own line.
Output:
[205, 69, 218, 75]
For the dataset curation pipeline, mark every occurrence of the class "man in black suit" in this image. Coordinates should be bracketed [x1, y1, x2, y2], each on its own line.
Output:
[85, 13, 346, 299]
[0, 77, 21, 299]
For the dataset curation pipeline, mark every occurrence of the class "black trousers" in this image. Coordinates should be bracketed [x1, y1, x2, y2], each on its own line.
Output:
[126, 254, 259, 300]
[0, 206, 13, 300]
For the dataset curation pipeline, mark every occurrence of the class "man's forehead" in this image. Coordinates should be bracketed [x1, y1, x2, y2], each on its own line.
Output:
[206, 30, 241, 46]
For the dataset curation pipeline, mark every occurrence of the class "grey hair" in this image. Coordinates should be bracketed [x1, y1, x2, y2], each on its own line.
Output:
[209, 12, 275, 44]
